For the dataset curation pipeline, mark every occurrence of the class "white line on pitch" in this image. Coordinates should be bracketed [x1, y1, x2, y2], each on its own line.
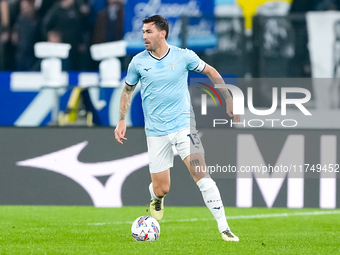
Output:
[87, 210, 340, 225]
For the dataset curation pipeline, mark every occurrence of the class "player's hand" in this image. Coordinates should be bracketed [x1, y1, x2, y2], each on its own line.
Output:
[226, 98, 241, 124]
[114, 120, 127, 144]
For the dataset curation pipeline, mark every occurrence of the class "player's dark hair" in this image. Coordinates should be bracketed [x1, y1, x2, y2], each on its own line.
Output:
[142, 15, 169, 40]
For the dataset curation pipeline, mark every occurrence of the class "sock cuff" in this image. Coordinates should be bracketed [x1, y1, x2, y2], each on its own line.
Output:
[149, 182, 159, 200]
[196, 178, 216, 192]
[149, 182, 164, 200]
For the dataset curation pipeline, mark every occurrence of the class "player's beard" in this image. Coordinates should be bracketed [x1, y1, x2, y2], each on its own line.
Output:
[145, 41, 159, 53]
[145, 44, 154, 52]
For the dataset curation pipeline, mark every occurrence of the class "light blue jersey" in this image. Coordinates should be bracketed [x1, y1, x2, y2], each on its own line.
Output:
[125, 45, 206, 136]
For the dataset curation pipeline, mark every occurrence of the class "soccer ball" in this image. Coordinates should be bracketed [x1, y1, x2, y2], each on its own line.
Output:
[131, 216, 160, 241]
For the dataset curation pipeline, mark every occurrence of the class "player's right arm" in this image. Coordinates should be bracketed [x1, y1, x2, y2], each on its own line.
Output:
[114, 84, 136, 144]
[184, 48, 240, 123]
[114, 58, 140, 144]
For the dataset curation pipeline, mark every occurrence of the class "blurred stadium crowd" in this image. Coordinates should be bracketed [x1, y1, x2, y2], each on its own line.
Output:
[0, 0, 340, 74]
[0, 0, 124, 71]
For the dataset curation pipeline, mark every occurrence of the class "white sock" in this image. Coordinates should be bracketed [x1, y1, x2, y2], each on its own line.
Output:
[149, 182, 161, 200]
[197, 178, 229, 233]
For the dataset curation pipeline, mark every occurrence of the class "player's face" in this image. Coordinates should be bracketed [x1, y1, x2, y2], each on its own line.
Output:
[142, 23, 165, 51]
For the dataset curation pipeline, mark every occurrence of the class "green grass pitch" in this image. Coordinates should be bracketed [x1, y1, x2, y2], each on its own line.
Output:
[0, 206, 339, 254]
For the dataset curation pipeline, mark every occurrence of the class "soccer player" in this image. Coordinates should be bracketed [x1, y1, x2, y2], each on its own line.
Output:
[115, 15, 240, 241]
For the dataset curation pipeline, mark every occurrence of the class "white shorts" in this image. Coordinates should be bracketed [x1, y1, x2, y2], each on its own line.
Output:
[147, 127, 205, 174]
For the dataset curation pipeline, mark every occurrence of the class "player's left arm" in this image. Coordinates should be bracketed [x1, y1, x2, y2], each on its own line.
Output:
[201, 64, 240, 123]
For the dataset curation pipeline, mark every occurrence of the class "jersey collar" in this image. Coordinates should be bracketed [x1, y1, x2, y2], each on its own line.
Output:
[148, 46, 170, 61]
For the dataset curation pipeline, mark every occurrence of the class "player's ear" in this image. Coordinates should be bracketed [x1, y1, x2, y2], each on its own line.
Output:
[160, 30, 166, 39]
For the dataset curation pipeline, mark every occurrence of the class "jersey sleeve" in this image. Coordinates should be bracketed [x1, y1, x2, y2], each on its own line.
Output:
[185, 49, 206, 73]
[125, 58, 140, 86]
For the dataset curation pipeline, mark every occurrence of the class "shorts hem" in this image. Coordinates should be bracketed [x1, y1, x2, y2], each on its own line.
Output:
[181, 151, 205, 161]
[149, 164, 173, 174]
[181, 152, 190, 161]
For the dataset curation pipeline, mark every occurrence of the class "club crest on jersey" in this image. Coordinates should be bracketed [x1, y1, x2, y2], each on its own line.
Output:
[167, 62, 178, 71]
